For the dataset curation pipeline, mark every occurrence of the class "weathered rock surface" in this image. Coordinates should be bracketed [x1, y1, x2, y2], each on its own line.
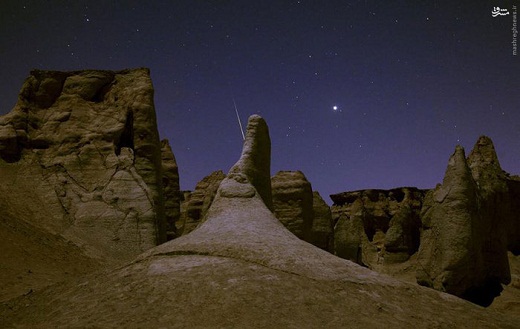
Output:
[161, 139, 181, 240]
[180, 169, 335, 252]
[178, 170, 226, 235]
[331, 188, 425, 268]
[227, 114, 273, 210]
[467, 136, 512, 292]
[0, 192, 101, 302]
[0, 69, 169, 263]
[271, 170, 313, 240]
[416, 146, 482, 297]
[506, 176, 520, 254]
[2, 115, 517, 328]
[416, 137, 515, 306]
[310, 191, 334, 251]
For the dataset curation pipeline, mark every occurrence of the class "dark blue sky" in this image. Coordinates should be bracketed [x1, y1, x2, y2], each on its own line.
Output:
[1, 0, 519, 203]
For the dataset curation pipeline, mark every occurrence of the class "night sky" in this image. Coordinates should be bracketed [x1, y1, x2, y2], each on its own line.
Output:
[1, 1, 519, 203]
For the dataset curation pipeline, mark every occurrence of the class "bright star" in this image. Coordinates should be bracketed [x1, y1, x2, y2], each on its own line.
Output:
[332, 106, 338, 111]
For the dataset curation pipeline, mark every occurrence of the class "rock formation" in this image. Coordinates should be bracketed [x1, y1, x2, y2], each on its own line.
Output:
[416, 137, 515, 306]
[310, 191, 334, 251]
[331, 188, 425, 268]
[161, 139, 181, 240]
[178, 170, 226, 235]
[416, 146, 483, 297]
[2, 115, 517, 328]
[179, 170, 335, 252]
[227, 115, 273, 210]
[0, 69, 173, 263]
[271, 170, 314, 240]
[507, 176, 520, 254]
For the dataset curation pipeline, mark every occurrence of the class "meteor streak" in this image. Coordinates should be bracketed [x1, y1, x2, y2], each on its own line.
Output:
[233, 98, 245, 141]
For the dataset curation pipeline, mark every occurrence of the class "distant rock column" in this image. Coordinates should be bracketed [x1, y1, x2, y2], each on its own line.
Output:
[271, 171, 314, 240]
[416, 140, 511, 305]
[416, 146, 481, 295]
[310, 191, 334, 252]
[331, 188, 424, 267]
[333, 198, 367, 264]
[466, 136, 512, 299]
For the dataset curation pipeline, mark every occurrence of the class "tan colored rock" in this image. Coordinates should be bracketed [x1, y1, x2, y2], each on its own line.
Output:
[228, 114, 272, 210]
[2, 115, 517, 328]
[178, 170, 226, 235]
[416, 144, 507, 305]
[161, 139, 181, 240]
[271, 170, 313, 240]
[0, 124, 19, 162]
[310, 191, 334, 252]
[0, 69, 167, 263]
[334, 198, 367, 264]
[467, 136, 511, 285]
[414, 137, 519, 306]
[331, 187, 425, 267]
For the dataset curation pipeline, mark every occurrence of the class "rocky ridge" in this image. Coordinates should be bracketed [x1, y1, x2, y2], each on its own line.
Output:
[2, 114, 517, 328]
[1, 69, 518, 326]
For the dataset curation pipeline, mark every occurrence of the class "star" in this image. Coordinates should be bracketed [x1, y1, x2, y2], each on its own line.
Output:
[332, 105, 338, 111]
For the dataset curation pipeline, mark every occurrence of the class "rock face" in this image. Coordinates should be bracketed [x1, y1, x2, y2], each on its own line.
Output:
[178, 170, 226, 236]
[0, 69, 171, 262]
[161, 139, 181, 240]
[416, 146, 482, 297]
[507, 176, 520, 254]
[310, 191, 334, 251]
[331, 188, 425, 268]
[2, 115, 517, 328]
[271, 170, 314, 240]
[416, 137, 514, 306]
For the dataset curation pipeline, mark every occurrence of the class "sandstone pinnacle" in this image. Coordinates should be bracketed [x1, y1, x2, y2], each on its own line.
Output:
[228, 114, 273, 211]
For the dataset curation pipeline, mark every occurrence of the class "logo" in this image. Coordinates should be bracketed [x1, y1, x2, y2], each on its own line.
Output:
[492, 6, 510, 17]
